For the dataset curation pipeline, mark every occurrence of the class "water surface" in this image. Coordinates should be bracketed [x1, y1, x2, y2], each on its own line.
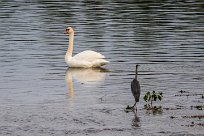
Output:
[0, 0, 204, 135]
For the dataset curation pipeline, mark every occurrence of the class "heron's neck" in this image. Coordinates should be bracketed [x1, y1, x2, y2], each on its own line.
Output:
[135, 66, 138, 80]
[66, 32, 74, 59]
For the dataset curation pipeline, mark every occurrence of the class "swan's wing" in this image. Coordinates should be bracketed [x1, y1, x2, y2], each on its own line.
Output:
[73, 50, 106, 62]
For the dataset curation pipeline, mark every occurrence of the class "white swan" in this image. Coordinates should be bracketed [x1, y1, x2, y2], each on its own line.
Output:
[64, 27, 109, 68]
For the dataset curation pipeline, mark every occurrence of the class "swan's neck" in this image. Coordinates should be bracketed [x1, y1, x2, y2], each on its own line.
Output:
[66, 32, 74, 59]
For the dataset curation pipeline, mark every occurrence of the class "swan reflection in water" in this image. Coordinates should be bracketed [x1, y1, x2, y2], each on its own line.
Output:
[65, 68, 108, 98]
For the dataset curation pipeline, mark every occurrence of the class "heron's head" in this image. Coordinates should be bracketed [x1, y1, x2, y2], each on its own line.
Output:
[64, 27, 74, 34]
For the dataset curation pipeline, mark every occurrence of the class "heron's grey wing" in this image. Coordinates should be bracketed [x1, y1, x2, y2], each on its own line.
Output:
[136, 81, 141, 102]
[131, 79, 140, 102]
[131, 80, 136, 96]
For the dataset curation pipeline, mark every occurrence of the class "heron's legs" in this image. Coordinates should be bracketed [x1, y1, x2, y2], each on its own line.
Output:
[133, 102, 136, 107]
[132, 102, 137, 112]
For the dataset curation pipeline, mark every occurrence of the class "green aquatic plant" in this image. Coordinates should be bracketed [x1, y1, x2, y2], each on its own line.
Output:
[143, 91, 163, 106]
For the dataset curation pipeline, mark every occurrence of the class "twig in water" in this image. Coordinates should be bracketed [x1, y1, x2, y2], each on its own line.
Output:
[99, 94, 107, 101]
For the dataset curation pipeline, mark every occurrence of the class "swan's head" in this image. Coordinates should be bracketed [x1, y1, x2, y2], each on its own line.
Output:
[64, 27, 74, 34]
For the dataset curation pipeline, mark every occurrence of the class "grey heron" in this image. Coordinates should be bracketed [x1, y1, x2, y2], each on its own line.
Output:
[131, 64, 140, 110]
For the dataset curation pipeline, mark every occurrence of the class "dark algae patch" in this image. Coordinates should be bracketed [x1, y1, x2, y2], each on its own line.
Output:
[181, 122, 204, 127]
[182, 115, 204, 119]
[175, 90, 204, 99]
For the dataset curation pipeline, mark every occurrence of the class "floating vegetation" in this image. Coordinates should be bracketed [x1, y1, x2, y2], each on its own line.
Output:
[144, 91, 163, 107]
[144, 105, 163, 115]
[191, 105, 204, 110]
[175, 90, 204, 99]
[125, 105, 134, 113]
[182, 115, 204, 119]
[178, 90, 189, 93]
[164, 107, 180, 110]
[143, 91, 163, 114]
[182, 122, 204, 127]
[170, 116, 177, 119]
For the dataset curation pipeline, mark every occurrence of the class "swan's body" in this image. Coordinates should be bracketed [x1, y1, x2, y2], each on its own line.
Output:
[64, 27, 109, 68]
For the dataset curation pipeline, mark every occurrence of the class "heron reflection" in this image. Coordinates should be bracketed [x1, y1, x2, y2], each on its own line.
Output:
[132, 111, 140, 128]
[131, 64, 140, 111]
[65, 68, 107, 97]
